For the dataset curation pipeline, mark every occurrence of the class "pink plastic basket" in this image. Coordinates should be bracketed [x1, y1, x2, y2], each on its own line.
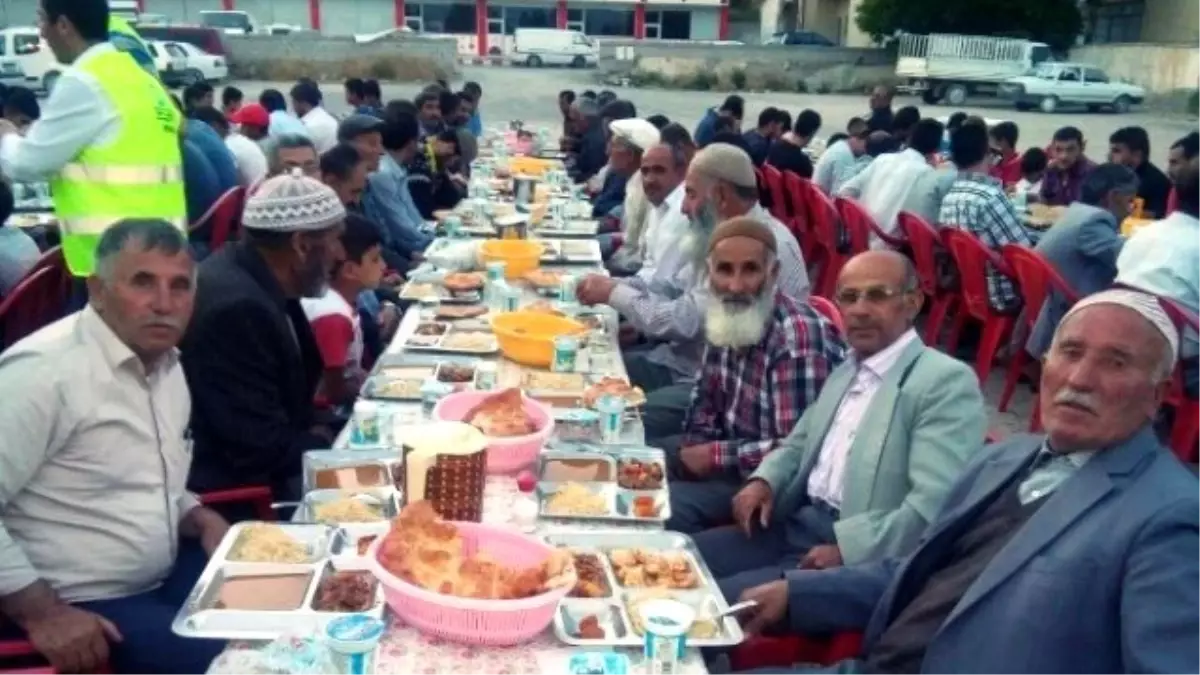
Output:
[433, 390, 554, 474]
[368, 521, 572, 646]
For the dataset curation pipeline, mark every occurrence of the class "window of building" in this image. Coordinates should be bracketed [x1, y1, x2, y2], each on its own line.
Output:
[405, 4, 423, 31]
[585, 8, 635, 36]
[1086, 0, 1143, 44]
[418, 3, 476, 33]
[566, 9, 584, 32]
[659, 10, 689, 39]
[504, 6, 557, 33]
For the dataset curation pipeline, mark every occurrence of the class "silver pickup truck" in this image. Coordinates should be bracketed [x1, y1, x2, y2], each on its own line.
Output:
[998, 62, 1146, 114]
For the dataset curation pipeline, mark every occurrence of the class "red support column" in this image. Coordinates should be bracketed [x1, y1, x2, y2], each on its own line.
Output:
[633, 0, 645, 39]
[556, 0, 568, 29]
[476, 0, 489, 56]
[394, 0, 406, 29]
[136, 0, 145, 11]
[718, 0, 729, 40]
[308, 0, 321, 31]
[221, 0, 234, 9]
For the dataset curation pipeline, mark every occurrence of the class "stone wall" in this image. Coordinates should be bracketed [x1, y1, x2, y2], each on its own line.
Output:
[1070, 43, 1199, 95]
[224, 32, 459, 81]
[599, 41, 894, 92]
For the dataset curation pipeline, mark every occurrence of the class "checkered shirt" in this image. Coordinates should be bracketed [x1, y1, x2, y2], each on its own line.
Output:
[682, 293, 848, 477]
[938, 172, 1033, 311]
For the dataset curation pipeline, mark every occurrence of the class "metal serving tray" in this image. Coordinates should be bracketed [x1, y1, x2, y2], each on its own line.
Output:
[402, 321, 500, 355]
[397, 272, 483, 304]
[363, 361, 483, 401]
[537, 238, 602, 264]
[303, 450, 398, 494]
[171, 522, 385, 640]
[543, 530, 746, 649]
[534, 218, 600, 239]
[536, 447, 669, 526]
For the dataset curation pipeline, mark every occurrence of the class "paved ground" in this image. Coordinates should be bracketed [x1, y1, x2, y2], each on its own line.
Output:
[232, 65, 1178, 437]
[236, 65, 1197, 164]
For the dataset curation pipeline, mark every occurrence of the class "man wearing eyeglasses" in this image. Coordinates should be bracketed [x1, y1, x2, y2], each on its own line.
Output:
[692, 250, 988, 603]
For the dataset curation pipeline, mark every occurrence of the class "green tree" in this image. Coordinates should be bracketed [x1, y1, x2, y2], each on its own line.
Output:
[856, 0, 1083, 51]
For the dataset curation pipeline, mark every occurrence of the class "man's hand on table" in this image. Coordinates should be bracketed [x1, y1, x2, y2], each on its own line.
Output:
[678, 444, 715, 479]
[575, 274, 616, 306]
[732, 479, 773, 536]
[798, 544, 843, 570]
[2, 581, 122, 674]
[738, 579, 788, 636]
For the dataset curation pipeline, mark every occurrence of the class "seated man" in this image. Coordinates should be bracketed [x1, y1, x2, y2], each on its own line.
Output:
[182, 172, 346, 503]
[736, 289, 1198, 674]
[694, 250, 985, 601]
[592, 119, 659, 219]
[1039, 125, 1096, 206]
[665, 217, 847, 534]
[575, 143, 809, 441]
[364, 112, 432, 270]
[0, 220, 229, 674]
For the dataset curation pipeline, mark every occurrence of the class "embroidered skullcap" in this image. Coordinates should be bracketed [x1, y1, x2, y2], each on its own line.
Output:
[708, 216, 776, 255]
[609, 118, 660, 152]
[242, 168, 346, 232]
[1060, 289, 1180, 366]
[690, 142, 758, 189]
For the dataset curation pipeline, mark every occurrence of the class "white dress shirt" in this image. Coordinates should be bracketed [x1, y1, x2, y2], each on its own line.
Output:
[806, 329, 919, 509]
[838, 149, 933, 243]
[225, 132, 269, 187]
[302, 106, 340, 154]
[0, 308, 198, 602]
[1116, 210, 1200, 355]
[812, 140, 855, 195]
[637, 184, 688, 281]
[0, 43, 122, 182]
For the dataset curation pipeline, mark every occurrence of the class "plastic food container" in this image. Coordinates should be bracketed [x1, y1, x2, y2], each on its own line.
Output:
[325, 614, 385, 675]
[479, 239, 543, 279]
[433, 390, 555, 474]
[490, 311, 587, 368]
[367, 522, 573, 646]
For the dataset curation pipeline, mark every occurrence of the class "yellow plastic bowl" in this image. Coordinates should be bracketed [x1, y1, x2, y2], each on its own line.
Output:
[507, 157, 557, 177]
[491, 311, 588, 367]
[479, 239, 543, 279]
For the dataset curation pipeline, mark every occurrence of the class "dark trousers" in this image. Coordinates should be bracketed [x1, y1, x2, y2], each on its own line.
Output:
[693, 501, 839, 603]
[622, 348, 693, 441]
[656, 434, 743, 534]
[2, 540, 225, 674]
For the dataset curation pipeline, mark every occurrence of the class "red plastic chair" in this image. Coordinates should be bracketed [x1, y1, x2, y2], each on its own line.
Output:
[835, 196, 905, 251]
[997, 245, 1081, 422]
[940, 229, 1019, 385]
[190, 186, 246, 252]
[794, 183, 844, 299]
[809, 295, 845, 333]
[1159, 297, 1199, 463]
[730, 632, 863, 671]
[0, 268, 67, 351]
[760, 164, 788, 223]
[782, 171, 817, 261]
[0, 638, 109, 674]
[898, 212, 957, 346]
[199, 485, 276, 521]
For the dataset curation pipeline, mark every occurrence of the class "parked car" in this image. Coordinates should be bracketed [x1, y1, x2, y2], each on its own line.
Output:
[512, 28, 598, 68]
[168, 41, 228, 84]
[0, 27, 60, 93]
[198, 10, 261, 35]
[764, 30, 835, 46]
[0, 59, 25, 89]
[135, 24, 229, 57]
[999, 62, 1145, 113]
[145, 39, 187, 87]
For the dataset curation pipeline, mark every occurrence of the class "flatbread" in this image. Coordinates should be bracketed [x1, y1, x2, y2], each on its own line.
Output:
[583, 377, 646, 408]
[464, 388, 537, 437]
[443, 273, 485, 292]
[524, 269, 562, 289]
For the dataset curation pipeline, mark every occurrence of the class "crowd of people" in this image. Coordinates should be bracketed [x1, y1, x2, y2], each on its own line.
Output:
[0, 0, 1197, 673]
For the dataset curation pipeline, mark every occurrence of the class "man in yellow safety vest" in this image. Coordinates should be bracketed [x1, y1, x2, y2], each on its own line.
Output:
[108, 14, 159, 78]
[0, 0, 185, 278]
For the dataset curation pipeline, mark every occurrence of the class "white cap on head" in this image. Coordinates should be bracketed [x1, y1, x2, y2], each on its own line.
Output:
[1059, 289, 1180, 368]
[609, 118, 660, 152]
[242, 168, 346, 233]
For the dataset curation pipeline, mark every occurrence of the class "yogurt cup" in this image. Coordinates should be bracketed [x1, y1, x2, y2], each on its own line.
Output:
[640, 599, 695, 675]
[325, 614, 385, 675]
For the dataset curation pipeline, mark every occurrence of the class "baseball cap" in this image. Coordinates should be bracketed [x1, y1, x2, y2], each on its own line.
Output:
[230, 103, 269, 128]
[338, 114, 386, 142]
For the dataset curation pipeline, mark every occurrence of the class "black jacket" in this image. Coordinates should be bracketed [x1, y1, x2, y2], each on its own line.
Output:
[180, 241, 325, 496]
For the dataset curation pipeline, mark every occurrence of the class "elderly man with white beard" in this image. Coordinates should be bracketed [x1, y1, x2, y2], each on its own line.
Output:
[575, 143, 810, 441]
[691, 250, 987, 603]
[661, 216, 847, 535]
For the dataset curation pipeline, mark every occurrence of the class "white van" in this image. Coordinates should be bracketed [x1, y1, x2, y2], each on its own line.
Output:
[198, 10, 260, 35]
[512, 28, 598, 68]
[0, 27, 61, 92]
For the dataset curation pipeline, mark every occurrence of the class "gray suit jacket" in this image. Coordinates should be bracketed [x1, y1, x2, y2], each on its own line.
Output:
[1028, 202, 1125, 356]
[753, 339, 987, 565]
[786, 428, 1199, 673]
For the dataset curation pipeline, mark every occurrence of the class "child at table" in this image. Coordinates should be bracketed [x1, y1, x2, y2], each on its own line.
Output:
[1013, 147, 1048, 200]
[302, 213, 390, 410]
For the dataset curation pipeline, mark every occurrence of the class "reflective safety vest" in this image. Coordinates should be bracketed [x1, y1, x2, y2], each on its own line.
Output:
[108, 16, 158, 78]
[50, 48, 187, 277]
